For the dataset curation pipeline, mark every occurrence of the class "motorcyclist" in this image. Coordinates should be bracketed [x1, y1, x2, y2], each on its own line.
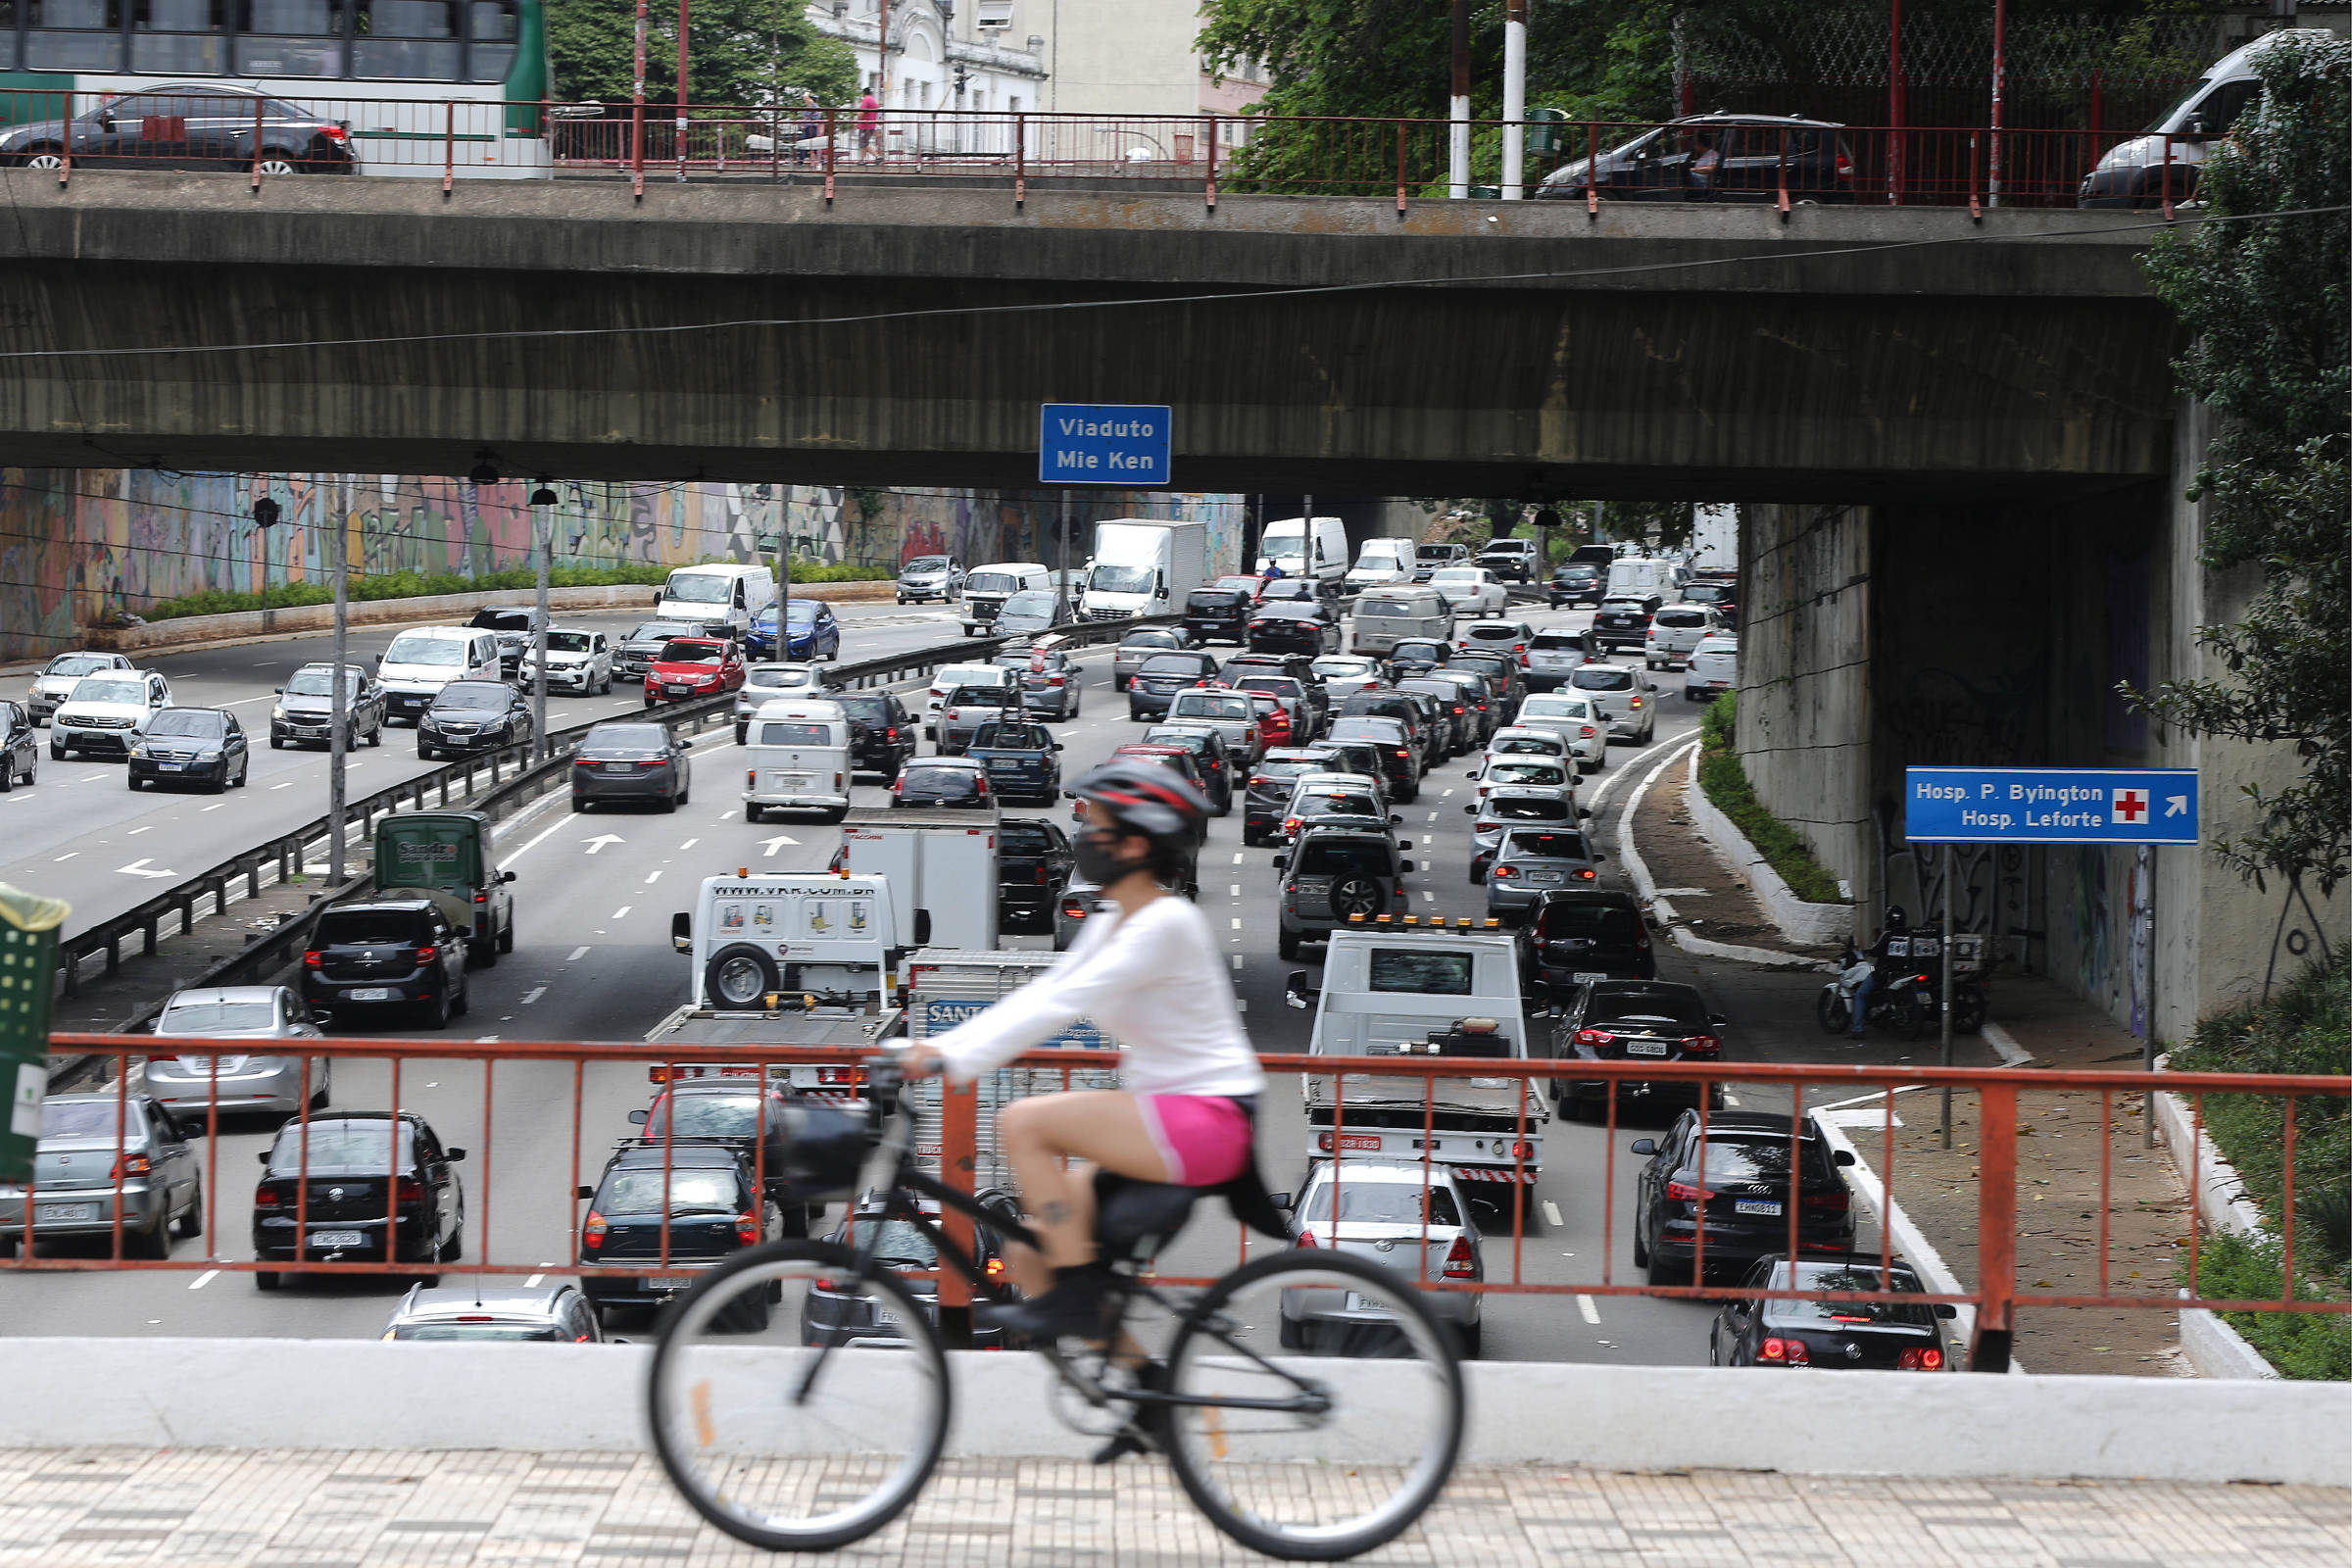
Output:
[1843, 906, 1911, 1040]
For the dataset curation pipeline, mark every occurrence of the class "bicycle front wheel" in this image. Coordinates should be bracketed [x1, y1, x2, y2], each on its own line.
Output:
[646, 1239, 951, 1551]
[1161, 1249, 1465, 1560]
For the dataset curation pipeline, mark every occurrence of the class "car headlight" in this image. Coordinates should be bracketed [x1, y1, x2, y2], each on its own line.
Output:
[270, 705, 287, 722]
[193, 748, 221, 761]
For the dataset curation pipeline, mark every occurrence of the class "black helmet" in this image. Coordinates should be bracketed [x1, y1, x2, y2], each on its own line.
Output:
[1071, 759, 1211, 844]
[765, 1101, 871, 1200]
[1884, 906, 1909, 932]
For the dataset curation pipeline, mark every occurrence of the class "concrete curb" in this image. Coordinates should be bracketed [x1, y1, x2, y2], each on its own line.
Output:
[3, 1339, 2343, 1482]
[1979, 1019, 2036, 1067]
[1682, 742, 1855, 948]
[1616, 739, 1837, 973]
[2180, 1291, 2283, 1381]
[2148, 1055, 2270, 1240]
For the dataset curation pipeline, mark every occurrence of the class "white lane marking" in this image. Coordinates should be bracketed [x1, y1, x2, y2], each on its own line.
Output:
[566, 946, 591, 962]
[1441, 789, 1454, 799]
[270, 780, 293, 790]
[1231, 917, 1242, 930]
[497, 813, 573, 870]
[643, 869, 662, 884]
[116, 858, 176, 879]
[523, 1273, 544, 1288]
[1229, 885, 1242, 898]
[188, 1270, 219, 1290]
[1543, 1200, 1564, 1229]
[520, 987, 547, 1004]
[1230, 954, 1244, 971]
[222, 694, 276, 707]
[52, 852, 76, 861]
[1724, 1092, 1741, 1107]
[473, 1036, 499, 1043]
[126, 824, 152, 836]
[759, 834, 799, 857]
[612, 906, 632, 919]
[1578, 1295, 1601, 1325]
[78, 772, 105, 781]
[714, 809, 736, 820]
[678, 837, 700, 850]
[1423, 835, 1433, 846]
[201, 803, 223, 811]
[1427, 811, 1439, 822]
[1236, 998, 1247, 1012]
[1232, 853, 1245, 864]
[581, 834, 625, 855]
[1423, 891, 1436, 902]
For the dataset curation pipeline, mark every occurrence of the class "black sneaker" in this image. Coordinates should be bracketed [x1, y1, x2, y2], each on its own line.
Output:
[1091, 1359, 1171, 1465]
[978, 1263, 1118, 1342]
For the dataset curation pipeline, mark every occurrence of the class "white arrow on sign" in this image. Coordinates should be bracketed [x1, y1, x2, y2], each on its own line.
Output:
[581, 835, 625, 855]
[2165, 795, 2189, 817]
[760, 835, 800, 857]
[116, 858, 177, 879]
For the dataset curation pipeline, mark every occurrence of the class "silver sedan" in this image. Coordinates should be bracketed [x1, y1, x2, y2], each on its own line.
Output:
[140, 986, 327, 1118]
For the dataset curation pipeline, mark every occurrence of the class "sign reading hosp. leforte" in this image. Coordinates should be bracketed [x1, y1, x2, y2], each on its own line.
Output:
[1038, 403, 1172, 485]
[1904, 766, 2201, 846]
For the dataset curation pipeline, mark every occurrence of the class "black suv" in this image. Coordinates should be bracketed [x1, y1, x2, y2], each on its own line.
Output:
[1549, 563, 1604, 608]
[1537, 114, 1854, 204]
[578, 1142, 766, 1326]
[300, 900, 471, 1029]
[252, 1111, 466, 1290]
[1551, 979, 1727, 1120]
[1182, 585, 1255, 645]
[999, 818, 1074, 932]
[835, 691, 917, 780]
[1526, 889, 1656, 991]
[1630, 1111, 1858, 1284]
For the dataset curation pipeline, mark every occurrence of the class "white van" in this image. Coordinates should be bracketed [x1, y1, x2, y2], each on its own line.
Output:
[1603, 557, 1676, 608]
[2081, 30, 2328, 208]
[1350, 586, 1453, 655]
[377, 626, 500, 723]
[961, 563, 1053, 635]
[1345, 537, 1417, 592]
[743, 699, 853, 823]
[656, 564, 778, 642]
[1257, 515, 1349, 586]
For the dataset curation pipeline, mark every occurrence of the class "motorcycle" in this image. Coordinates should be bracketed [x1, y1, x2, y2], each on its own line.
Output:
[1815, 950, 1985, 1040]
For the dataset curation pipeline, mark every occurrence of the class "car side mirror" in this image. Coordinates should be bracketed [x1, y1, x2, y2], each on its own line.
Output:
[1935, 1303, 1959, 1319]
[1834, 1150, 1856, 1167]
[1284, 970, 1316, 1009]
[1629, 1139, 1657, 1155]
[1399, 858, 1416, 873]
[577, 1184, 597, 1200]
[257, 1151, 271, 1165]
[309, 1009, 334, 1030]
[1591, 852, 1606, 863]
[670, 912, 692, 954]
[1054, 743, 1065, 752]
[1270, 853, 1289, 870]
[913, 909, 934, 946]
[1462, 805, 1476, 815]
[1707, 1012, 1728, 1026]
[1388, 813, 1402, 825]
[1267, 1192, 1294, 1211]
[272, 686, 283, 695]
[627, 1108, 649, 1125]
[446, 1148, 466, 1161]
[500, 870, 517, 883]
[1579, 807, 1593, 820]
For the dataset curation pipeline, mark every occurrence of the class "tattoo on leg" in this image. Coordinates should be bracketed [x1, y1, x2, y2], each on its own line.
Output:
[1040, 1201, 1073, 1227]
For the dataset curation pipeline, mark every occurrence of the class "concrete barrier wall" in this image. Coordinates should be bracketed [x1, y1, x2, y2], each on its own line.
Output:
[1682, 743, 1853, 948]
[0, 1339, 2342, 1485]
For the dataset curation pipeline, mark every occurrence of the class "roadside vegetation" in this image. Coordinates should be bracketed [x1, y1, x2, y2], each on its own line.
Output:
[786, 563, 893, 583]
[1694, 693, 1846, 906]
[141, 564, 680, 622]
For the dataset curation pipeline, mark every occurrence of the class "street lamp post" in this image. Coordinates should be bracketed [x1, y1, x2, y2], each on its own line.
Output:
[326, 476, 350, 882]
[675, 0, 689, 181]
[530, 483, 556, 762]
[1501, 0, 1527, 200]
[1447, 0, 1470, 198]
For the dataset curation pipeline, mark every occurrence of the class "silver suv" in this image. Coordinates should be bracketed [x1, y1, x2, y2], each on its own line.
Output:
[1274, 827, 1415, 959]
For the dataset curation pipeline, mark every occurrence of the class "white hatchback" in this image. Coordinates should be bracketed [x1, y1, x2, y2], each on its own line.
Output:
[1510, 695, 1608, 771]
[1687, 635, 1739, 703]
[1428, 566, 1507, 616]
[1642, 604, 1720, 670]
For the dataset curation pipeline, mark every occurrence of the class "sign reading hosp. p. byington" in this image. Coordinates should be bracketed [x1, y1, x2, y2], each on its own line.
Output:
[1038, 403, 1171, 485]
[1903, 766, 2200, 845]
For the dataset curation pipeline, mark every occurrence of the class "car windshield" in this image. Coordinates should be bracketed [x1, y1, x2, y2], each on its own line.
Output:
[1298, 791, 1379, 819]
[1415, 547, 1454, 563]
[1570, 669, 1635, 692]
[1485, 760, 1565, 786]
[1253, 760, 1321, 784]
[1521, 697, 1594, 720]
[1431, 568, 1480, 584]
[46, 654, 114, 677]
[270, 1123, 411, 1171]
[1656, 610, 1708, 627]
[1173, 695, 1250, 720]
[1693, 1135, 1827, 1185]
[755, 721, 833, 745]
[845, 1217, 938, 1268]
[783, 602, 821, 625]
[973, 722, 1049, 750]
[659, 641, 724, 664]
[1002, 591, 1059, 616]
[432, 683, 507, 710]
[1301, 1181, 1462, 1226]
[1138, 656, 1205, 676]
[157, 1000, 278, 1034]
[468, 610, 532, 631]
[904, 766, 979, 796]
[394, 1322, 564, 1342]
[747, 666, 811, 689]
[1491, 736, 1561, 756]
[905, 556, 951, 573]
[1255, 604, 1320, 620]
[1765, 1264, 1937, 1326]
[1233, 678, 1299, 697]
[662, 573, 730, 604]
[1357, 598, 1422, 617]
[284, 669, 356, 697]
[1537, 903, 1641, 943]
[1488, 797, 1571, 822]
[1367, 949, 1473, 994]
[1530, 633, 1585, 651]
[318, 907, 435, 946]
[1296, 841, 1392, 877]
[1463, 625, 1517, 640]
[600, 1168, 741, 1214]
[1504, 830, 1588, 859]
[70, 678, 143, 705]
[647, 1095, 769, 1138]
[1392, 642, 1445, 661]
[545, 632, 594, 654]
[143, 710, 220, 737]
[1188, 590, 1246, 608]
[40, 1101, 128, 1139]
[383, 634, 468, 666]
[947, 687, 1007, 707]
[1313, 658, 1375, 679]
[1122, 631, 1180, 650]
[1089, 564, 1155, 595]
[583, 724, 668, 755]
[630, 621, 697, 642]
[837, 695, 891, 723]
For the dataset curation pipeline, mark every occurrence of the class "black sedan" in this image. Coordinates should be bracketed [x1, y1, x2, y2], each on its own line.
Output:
[1183, 586, 1255, 645]
[1630, 1110, 1858, 1285]
[1248, 603, 1343, 657]
[570, 720, 692, 812]
[1592, 598, 1654, 650]
[1549, 564, 1604, 607]
[998, 818, 1074, 933]
[578, 1144, 767, 1326]
[0, 700, 34, 791]
[1, 86, 358, 174]
[417, 681, 533, 760]
[127, 706, 250, 792]
[1125, 651, 1223, 721]
[1712, 1256, 1955, 1371]
[1552, 979, 1724, 1119]
[252, 1111, 466, 1290]
[892, 757, 994, 808]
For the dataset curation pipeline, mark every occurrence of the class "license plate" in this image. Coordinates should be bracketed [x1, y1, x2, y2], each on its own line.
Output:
[1571, 971, 1609, 986]
[346, 987, 392, 1002]
[309, 1231, 368, 1249]
[1734, 1200, 1782, 1218]
[648, 1275, 697, 1291]
[1344, 1293, 1391, 1314]
[35, 1202, 96, 1223]
[603, 763, 636, 774]
[666, 684, 690, 695]
[157, 761, 183, 772]
[1528, 871, 1561, 883]
[1626, 1041, 1669, 1057]
[771, 773, 809, 788]
[1332, 1133, 1382, 1152]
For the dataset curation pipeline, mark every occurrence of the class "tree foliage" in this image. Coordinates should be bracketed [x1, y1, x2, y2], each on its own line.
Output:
[2132, 29, 2350, 898]
[548, 0, 856, 107]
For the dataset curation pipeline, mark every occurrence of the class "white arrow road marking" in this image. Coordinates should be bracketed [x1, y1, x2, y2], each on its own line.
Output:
[582, 834, 625, 855]
[117, 858, 176, 878]
[759, 835, 799, 857]
[2166, 795, 2189, 816]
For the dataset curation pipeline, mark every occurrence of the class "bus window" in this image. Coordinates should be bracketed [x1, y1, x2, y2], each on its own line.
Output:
[465, 0, 514, 81]
[131, 0, 228, 74]
[238, 0, 342, 75]
[352, 0, 459, 78]
[27, 0, 125, 72]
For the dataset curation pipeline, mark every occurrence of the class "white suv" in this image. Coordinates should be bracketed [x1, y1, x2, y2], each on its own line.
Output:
[51, 669, 171, 760]
[1686, 635, 1739, 703]
[1642, 604, 1719, 671]
[24, 651, 133, 726]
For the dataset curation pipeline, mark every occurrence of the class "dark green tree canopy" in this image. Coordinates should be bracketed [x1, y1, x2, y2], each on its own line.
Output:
[549, 0, 857, 107]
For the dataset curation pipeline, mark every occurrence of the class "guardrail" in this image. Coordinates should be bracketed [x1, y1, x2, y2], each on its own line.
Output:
[16, 1036, 2341, 1377]
[54, 611, 1174, 1054]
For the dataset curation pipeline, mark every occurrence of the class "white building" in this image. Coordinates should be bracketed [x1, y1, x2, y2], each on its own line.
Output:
[807, 0, 1049, 145]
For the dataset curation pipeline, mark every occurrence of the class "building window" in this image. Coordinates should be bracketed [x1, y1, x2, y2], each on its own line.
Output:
[975, 0, 1011, 27]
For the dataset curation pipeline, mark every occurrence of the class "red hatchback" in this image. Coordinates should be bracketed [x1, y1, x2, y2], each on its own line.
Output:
[644, 638, 744, 707]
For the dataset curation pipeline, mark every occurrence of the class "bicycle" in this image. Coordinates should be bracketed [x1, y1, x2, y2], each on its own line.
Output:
[646, 1060, 1466, 1560]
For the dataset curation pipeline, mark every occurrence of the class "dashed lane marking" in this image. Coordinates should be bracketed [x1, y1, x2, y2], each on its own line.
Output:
[1578, 1294, 1600, 1325]
[612, 906, 632, 919]
[1232, 853, 1245, 864]
[188, 1270, 218, 1290]
[520, 987, 547, 1004]
[643, 869, 662, 884]
[1230, 955, 1243, 971]
[679, 838, 699, 850]
[1543, 1200, 1564, 1228]
[1229, 885, 1242, 898]
[51, 853, 74, 861]
[201, 803, 223, 811]
[566, 946, 591, 962]
[126, 825, 152, 835]
[270, 781, 293, 790]
[1231, 917, 1242, 930]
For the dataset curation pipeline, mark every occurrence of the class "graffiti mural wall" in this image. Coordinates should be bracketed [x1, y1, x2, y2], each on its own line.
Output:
[0, 470, 1247, 661]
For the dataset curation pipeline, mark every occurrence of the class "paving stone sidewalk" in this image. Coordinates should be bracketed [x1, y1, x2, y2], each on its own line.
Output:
[0, 1448, 2344, 1566]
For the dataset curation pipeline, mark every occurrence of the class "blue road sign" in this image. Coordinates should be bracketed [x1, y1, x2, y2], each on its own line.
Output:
[1905, 766, 2200, 845]
[1039, 403, 1171, 485]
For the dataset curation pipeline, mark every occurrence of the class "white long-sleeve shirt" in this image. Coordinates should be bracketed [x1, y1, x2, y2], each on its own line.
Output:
[928, 895, 1265, 1099]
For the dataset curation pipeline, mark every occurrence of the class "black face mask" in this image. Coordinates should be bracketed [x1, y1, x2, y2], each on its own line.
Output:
[1074, 829, 1149, 886]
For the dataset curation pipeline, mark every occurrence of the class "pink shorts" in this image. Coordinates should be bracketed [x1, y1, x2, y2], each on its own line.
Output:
[1137, 1095, 1254, 1188]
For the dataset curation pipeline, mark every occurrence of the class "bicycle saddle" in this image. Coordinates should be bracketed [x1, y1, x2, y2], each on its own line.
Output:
[1093, 1172, 1200, 1253]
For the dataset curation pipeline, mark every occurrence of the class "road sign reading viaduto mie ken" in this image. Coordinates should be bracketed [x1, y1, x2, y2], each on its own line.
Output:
[1038, 403, 1171, 485]
[1904, 766, 2200, 845]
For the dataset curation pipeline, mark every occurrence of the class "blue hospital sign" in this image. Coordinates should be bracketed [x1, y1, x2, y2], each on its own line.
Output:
[1904, 767, 2200, 845]
[1038, 403, 1172, 485]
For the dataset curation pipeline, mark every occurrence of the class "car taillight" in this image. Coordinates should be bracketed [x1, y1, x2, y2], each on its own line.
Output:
[254, 1184, 281, 1207]
[1295, 1227, 1318, 1248]
[1396, 749, 1411, 759]
[395, 1176, 424, 1204]
[1282, 816, 1300, 834]
[1491, 864, 1517, 878]
[891, 776, 904, 794]
[111, 1152, 153, 1180]
[748, 768, 757, 788]
[1032, 864, 1050, 884]
[816, 1066, 866, 1086]
[320, 122, 349, 141]
[583, 1209, 608, 1249]
[736, 1211, 760, 1245]
[1683, 1034, 1720, 1057]
[1581, 725, 1596, 738]
[1898, 1347, 1943, 1370]
[1836, 151, 1853, 177]
[1443, 1234, 1476, 1278]
[974, 775, 989, 795]
[1629, 697, 1643, 709]
[1759, 1337, 1808, 1363]
[1509, 1140, 1535, 1160]
[985, 1254, 1006, 1279]
[472, 890, 486, 905]
[303, 950, 323, 968]
[1060, 901, 1087, 919]
[1803, 1190, 1850, 1211]
[1666, 1180, 1713, 1202]
[1451, 705, 1464, 714]
[415, 945, 437, 964]
[1573, 1028, 1613, 1048]
[886, 726, 898, 741]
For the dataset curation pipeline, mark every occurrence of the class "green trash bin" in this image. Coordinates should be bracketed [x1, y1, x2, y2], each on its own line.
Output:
[0, 883, 70, 1184]
[1525, 107, 1566, 159]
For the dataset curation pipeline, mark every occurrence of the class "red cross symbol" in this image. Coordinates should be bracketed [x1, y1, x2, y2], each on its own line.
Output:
[2113, 789, 2148, 823]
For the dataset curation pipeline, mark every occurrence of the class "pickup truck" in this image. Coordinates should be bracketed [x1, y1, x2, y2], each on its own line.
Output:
[935, 685, 1021, 756]
[963, 717, 1063, 805]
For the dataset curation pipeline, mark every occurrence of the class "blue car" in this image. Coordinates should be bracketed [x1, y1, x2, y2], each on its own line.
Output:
[749, 598, 842, 662]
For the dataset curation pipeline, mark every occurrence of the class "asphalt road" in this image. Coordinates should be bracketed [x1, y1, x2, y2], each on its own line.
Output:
[1, 597, 1912, 1366]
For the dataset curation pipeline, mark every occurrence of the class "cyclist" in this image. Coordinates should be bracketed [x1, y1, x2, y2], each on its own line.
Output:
[902, 760, 1262, 1340]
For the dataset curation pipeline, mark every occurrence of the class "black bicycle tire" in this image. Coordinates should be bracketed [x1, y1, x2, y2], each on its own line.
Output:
[1159, 1248, 1465, 1561]
[645, 1237, 952, 1552]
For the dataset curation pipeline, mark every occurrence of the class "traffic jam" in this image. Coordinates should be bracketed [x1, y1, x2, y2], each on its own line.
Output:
[5, 527, 1966, 1373]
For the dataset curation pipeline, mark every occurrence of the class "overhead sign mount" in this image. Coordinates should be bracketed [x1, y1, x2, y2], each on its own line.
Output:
[1904, 766, 2200, 845]
[1038, 403, 1171, 486]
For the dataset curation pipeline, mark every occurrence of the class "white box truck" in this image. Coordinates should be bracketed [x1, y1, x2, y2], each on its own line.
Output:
[904, 950, 1120, 1182]
[1256, 515, 1348, 587]
[834, 807, 1001, 961]
[1080, 518, 1209, 620]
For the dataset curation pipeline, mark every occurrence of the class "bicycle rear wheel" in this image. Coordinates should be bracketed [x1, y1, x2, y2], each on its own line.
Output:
[1160, 1249, 1465, 1560]
[646, 1239, 951, 1551]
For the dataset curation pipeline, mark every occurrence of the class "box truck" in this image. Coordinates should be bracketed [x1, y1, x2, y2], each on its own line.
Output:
[1080, 519, 1209, 620]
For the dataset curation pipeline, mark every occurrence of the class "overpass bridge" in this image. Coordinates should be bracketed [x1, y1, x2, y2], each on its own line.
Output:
[0, 171, 2170, 500]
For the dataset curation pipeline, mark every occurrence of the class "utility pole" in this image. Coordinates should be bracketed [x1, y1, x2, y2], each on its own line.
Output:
[530, 486, 552, 763]
[1447, 0, 1470, 198]
[675, 0, 690, 181]
[1939, 842, 1955, 1148]
[326, 476, 350, 882]
[1988, 0, 2008, 206]
[631, 0, 648, 190]
[1057, 490, 1073, 617]
[1501, 0, 1527, 200]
